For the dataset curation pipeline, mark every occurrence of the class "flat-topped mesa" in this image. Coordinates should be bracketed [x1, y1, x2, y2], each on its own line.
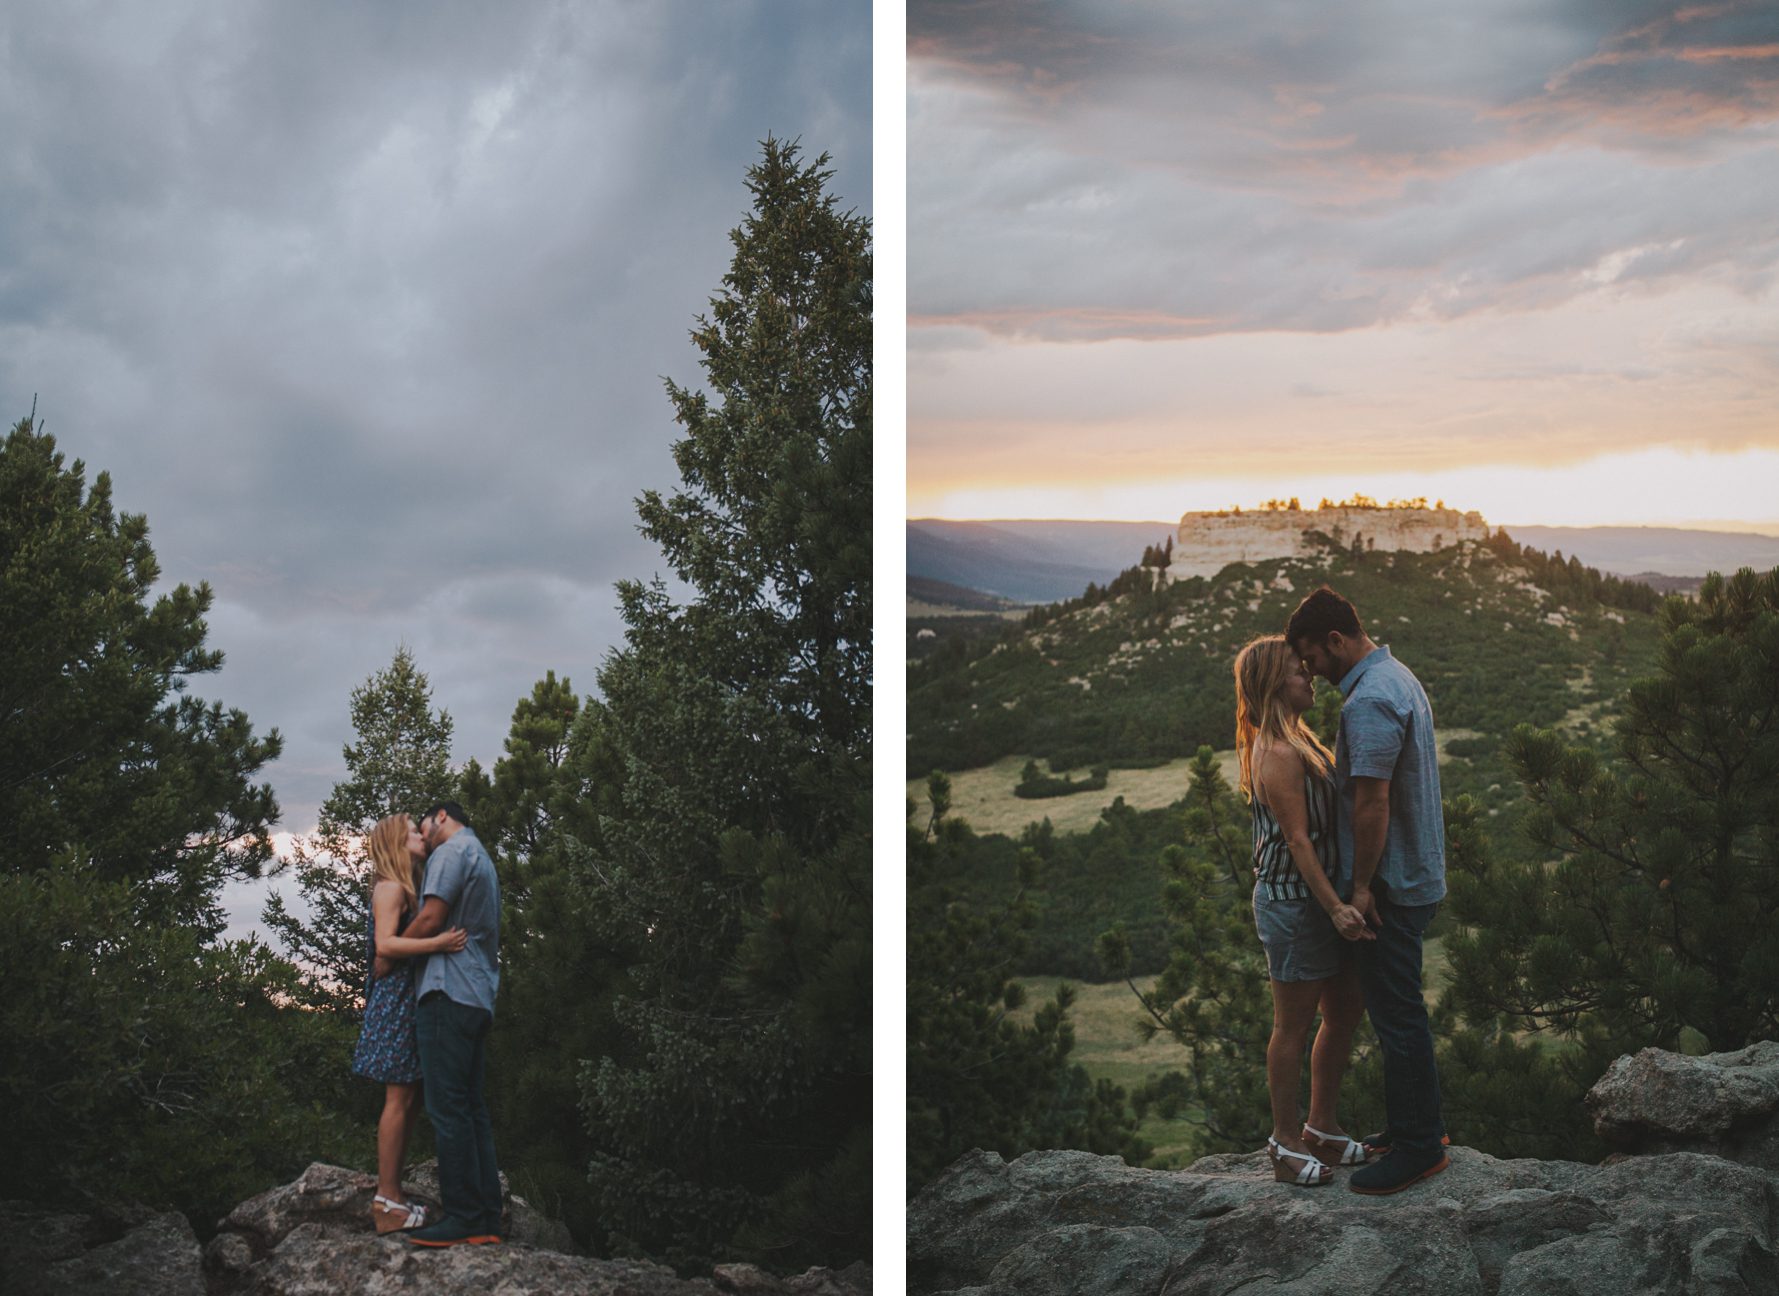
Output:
[1166, 504, 1490, 580]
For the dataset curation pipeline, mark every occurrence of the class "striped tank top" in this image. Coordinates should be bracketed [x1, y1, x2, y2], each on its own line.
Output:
[1250, 764, 1338, 901]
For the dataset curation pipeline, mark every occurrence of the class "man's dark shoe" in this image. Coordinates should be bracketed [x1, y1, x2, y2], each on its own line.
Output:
[403, 1216, 498, 1247]
[1349, 1144, 1450, 1195]
[1361, 1129, 1451, 1159]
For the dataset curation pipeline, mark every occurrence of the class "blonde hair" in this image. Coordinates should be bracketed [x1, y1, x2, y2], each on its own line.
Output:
[367, 813, 419, 911]
[1234, 634, 1334, 802]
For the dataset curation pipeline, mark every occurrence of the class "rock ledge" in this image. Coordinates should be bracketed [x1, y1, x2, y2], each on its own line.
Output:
[4, 1162, 870, 1296]
[908, 1043, 1779, 1296]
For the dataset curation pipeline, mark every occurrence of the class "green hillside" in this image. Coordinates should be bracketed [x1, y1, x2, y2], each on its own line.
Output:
[906, 531, 1664, 979]
[908, 531, 1661, 778]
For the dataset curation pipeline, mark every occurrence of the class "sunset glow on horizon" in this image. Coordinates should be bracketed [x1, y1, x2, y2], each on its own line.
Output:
[909, 443, 1779, 535]
[908, 1, 1779, 535]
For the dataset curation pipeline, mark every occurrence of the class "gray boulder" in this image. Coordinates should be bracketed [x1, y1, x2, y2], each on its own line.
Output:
[0, 1201, 204, 1296]
[402, 1157, 580, 1253]
[907, 1145, 1777, 1296]
[1587, 1040, 1779, 1165]
[1, 1164, 870, 1296]
[204, 1162, 871, 1295]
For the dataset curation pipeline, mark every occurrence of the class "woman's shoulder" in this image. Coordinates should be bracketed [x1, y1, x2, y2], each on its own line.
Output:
[1254, 739, 1307, 776]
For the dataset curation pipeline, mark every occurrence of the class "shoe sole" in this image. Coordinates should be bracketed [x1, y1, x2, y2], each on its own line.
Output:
[403, 1235, 502, 1248]
[1349, 1154, 1451, 1196]
[1361, 1134, 1452, 1159]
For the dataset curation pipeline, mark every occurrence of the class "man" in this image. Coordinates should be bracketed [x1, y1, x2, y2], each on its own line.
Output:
[399, 800, 503, 1245]
[1286, 586, 1450, 1194]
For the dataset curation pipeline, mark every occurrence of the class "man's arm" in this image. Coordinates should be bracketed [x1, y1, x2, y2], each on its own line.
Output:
[403, 896, 452, 941]
[1350, 775, 1391, 924]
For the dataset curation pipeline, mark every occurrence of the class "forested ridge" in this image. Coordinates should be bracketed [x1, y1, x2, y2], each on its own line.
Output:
[909, 529, 1660, 778]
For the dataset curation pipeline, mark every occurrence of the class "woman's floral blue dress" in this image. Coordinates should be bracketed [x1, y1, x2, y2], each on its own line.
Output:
[350, 894, 423, 1084]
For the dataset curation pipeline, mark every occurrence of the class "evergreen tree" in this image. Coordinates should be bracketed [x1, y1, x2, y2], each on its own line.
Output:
[0, 413, 281, 930]
[1425, 796, 1608, 1162]
[0, 410, 359, 1221]
[465, 675, 635, 1248]
[1444, 568, 1779, 1120]
[908, 779, 1145, 1191]
[262, 647, 456, 1014]
[575, 137, 871, 1273]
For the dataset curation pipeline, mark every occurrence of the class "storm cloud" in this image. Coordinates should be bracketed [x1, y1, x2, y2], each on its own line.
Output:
[0, 2, 871, 936]
[909, 0, 1779, 340]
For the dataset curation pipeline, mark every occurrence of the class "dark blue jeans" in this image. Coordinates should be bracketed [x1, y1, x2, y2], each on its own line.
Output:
[416, 991, 501, 1228]
[1357, 890, 1445, 1153]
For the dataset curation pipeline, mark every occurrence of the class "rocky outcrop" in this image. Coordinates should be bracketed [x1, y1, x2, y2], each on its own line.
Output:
[4, 1162, 870, 1296]
[909, 1147, 1776, 1296]
[0, 1201, 203, 1296]
[907, 1042, 1779, 1296]
[1587, 1040, 1779, 1166]
[1167, 506, 1490, 580]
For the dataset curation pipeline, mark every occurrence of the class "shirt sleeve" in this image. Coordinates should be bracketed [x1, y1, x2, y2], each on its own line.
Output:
[1342, 693, 1408, 780]
[422, 840, 467, 907]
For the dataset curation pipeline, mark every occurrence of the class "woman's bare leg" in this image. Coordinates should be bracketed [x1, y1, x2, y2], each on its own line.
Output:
[378, 1082, 419, 1200]
[1306, 960, 1365, 1133]
[1267, 977, 1327, 1153]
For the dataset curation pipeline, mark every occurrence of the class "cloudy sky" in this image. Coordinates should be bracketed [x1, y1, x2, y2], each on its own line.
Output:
[907, 0, 1779, 530]
[0, 1, 871, 939]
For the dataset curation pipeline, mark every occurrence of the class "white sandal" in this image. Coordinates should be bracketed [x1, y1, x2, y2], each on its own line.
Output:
[372, 1194, 428, 1234]
[1266, 1136, 1332, 1186]
[1302, 1123, 1368, 1166]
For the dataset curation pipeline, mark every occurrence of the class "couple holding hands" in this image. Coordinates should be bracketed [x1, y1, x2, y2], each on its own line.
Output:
[1235, 586, 1451, 1195]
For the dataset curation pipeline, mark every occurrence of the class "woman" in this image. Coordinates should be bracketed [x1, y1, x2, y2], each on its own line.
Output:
[350, 812, 467, 1233]
[1234, 635, 1374, 1186]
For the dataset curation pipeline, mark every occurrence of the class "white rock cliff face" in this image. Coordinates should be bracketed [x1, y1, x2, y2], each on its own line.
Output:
[1167, 507, 1491, 580]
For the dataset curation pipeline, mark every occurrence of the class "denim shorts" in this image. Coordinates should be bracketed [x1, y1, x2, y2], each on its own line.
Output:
[1253, 891, 1346, 983]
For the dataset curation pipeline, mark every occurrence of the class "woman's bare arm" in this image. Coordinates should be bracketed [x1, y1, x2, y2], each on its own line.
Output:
[372, 882, 467, 960]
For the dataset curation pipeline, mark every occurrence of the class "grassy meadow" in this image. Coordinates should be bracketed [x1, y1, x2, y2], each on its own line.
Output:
[1010, 940, 1453, 1168]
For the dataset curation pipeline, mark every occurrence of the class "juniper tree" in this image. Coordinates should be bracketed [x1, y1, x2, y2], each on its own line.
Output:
[575, 137, 871, 1273]
[262, 647, 456, 1013]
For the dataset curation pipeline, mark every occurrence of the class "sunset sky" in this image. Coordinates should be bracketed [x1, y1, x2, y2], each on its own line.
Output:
[907, 1, 1779, 531]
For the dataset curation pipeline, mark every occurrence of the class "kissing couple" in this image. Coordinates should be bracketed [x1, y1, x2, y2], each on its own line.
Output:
[348, 801, 506, 1244]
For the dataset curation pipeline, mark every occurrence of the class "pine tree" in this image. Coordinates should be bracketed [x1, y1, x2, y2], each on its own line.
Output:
[463, 674, 636, 1248]
[910, 778, 1145, 1192]
[262, 647, 456, 1014]
[1441, 567, 1779, 1155]
[575, 137, 871, 1273]
[1, 410, 360, 1221]
[0, 412, 281, 931]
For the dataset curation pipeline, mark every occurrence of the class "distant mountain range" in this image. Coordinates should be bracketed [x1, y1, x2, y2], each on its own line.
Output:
[907, 519, 1175, 604]
[908, 519, 1779, 606]
[1497, 526, 1779, 577]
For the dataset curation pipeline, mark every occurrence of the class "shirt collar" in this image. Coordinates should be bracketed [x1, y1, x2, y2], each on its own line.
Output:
[1337, 643, 1392, 697]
